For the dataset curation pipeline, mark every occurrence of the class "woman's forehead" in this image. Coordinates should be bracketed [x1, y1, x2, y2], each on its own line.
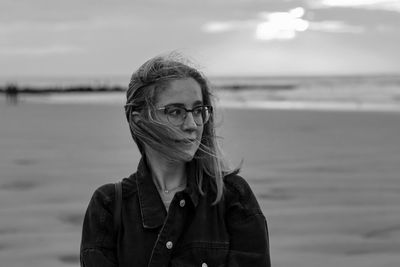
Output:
[156, 78, 203, 106]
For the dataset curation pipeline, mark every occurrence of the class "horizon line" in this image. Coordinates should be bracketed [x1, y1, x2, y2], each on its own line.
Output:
[1, 72, 400, 79]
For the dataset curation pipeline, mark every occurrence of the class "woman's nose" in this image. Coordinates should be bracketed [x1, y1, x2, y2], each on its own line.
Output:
[181, 112, 197, 130]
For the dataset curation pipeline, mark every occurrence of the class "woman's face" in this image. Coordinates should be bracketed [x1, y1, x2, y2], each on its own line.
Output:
[155, 78, 204, 160]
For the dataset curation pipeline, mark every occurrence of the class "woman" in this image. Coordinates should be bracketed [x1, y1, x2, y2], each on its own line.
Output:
[80, 55, 271, 267]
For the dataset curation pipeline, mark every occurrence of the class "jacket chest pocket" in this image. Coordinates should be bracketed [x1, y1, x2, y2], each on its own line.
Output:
[171, 241, 229, 267]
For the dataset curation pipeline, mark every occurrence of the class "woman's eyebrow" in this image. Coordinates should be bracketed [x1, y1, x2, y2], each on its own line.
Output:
[165, 100, 203, 107]
[193, 100, 203, 106]
[164, 103, 185, 108]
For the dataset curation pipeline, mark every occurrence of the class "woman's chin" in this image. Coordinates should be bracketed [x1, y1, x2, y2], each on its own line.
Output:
[179, 147, 199, 162]
[180, 150, 196, 162]
[175, 143, 198, 160]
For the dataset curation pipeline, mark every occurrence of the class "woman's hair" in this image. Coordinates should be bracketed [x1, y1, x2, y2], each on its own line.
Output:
[125, 53, 238, 204]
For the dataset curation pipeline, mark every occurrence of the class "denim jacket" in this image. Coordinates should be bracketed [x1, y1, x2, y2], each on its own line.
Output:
[80, 159, 271, 267]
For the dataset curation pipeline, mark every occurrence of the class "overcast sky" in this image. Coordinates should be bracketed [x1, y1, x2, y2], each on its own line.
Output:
[1, 0, 400, 77]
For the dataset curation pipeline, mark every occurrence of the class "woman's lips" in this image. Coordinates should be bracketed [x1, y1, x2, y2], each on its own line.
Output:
[174, 138, 197, 144]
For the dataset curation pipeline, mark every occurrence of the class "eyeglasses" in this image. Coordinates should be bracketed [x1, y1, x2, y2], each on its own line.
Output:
[156, 105, 212, 126]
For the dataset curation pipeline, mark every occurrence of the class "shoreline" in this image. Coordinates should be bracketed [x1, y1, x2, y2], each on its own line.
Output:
[2, 92, 400, 113]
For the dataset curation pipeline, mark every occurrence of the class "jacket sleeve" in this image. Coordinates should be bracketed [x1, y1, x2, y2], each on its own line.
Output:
[224, 175, 271, 267]
[80, 184, 117, 267]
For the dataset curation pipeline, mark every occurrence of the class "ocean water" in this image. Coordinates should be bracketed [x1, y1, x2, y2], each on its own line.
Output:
[213, 75, 400, 112]
[1, 75, 400, 112]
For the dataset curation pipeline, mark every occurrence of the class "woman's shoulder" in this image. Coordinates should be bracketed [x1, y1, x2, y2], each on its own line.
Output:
[91, 173, 138, 203]
[223, 172, 263, 215]
[223, 171, 253, 198]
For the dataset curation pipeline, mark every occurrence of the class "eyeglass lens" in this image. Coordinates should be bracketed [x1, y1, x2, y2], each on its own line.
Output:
[165, 106, 210, 126]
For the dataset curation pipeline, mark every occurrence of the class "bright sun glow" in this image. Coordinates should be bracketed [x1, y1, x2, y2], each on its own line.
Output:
[290, 7, 305, 18]
[256, 7, 309, 41]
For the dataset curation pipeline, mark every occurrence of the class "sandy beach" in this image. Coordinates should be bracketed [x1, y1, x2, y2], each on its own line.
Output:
[1, 97, 400, 267]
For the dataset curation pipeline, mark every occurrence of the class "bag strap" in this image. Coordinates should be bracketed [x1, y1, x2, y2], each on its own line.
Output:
[114, 181, 122, 236]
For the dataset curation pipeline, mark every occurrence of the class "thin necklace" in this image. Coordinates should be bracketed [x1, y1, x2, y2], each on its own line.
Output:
[154, 180, 186, 194]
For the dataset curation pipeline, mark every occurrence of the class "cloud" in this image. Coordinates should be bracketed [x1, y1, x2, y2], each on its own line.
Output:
[201, 20, 254, 33]
[310, 0, 400, 12]
[256, 7, 309, 40]
[309, 20, 365, 33]
[0, 17, 138, 35]
[203, 7, 310, 41]
[202, 6, 366, 41]
[0, 45, 83, 56]
[0, 21, 78, 34]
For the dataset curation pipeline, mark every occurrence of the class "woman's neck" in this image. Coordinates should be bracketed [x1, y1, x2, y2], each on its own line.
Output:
[144, 147, 186, 192]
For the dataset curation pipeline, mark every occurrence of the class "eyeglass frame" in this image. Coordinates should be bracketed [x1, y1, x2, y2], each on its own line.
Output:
[156, 105, 213, 126]
[125, 103, 213, 126]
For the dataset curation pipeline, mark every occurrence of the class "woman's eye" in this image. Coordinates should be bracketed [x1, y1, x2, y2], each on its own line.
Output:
[193, 107, 203, 116]
[167, 108, 183, 116]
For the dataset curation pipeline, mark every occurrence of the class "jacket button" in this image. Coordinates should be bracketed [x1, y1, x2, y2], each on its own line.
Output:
[166, 241, 173, 249]
[201, 263, 208, 267]
[179, 199, 186, 207]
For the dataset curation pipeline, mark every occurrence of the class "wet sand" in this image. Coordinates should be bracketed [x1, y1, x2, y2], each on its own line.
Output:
[1, 98, 399, 267]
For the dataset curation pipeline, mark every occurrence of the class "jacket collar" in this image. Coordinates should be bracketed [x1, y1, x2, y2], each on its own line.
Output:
[135, 158, 200, 229]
